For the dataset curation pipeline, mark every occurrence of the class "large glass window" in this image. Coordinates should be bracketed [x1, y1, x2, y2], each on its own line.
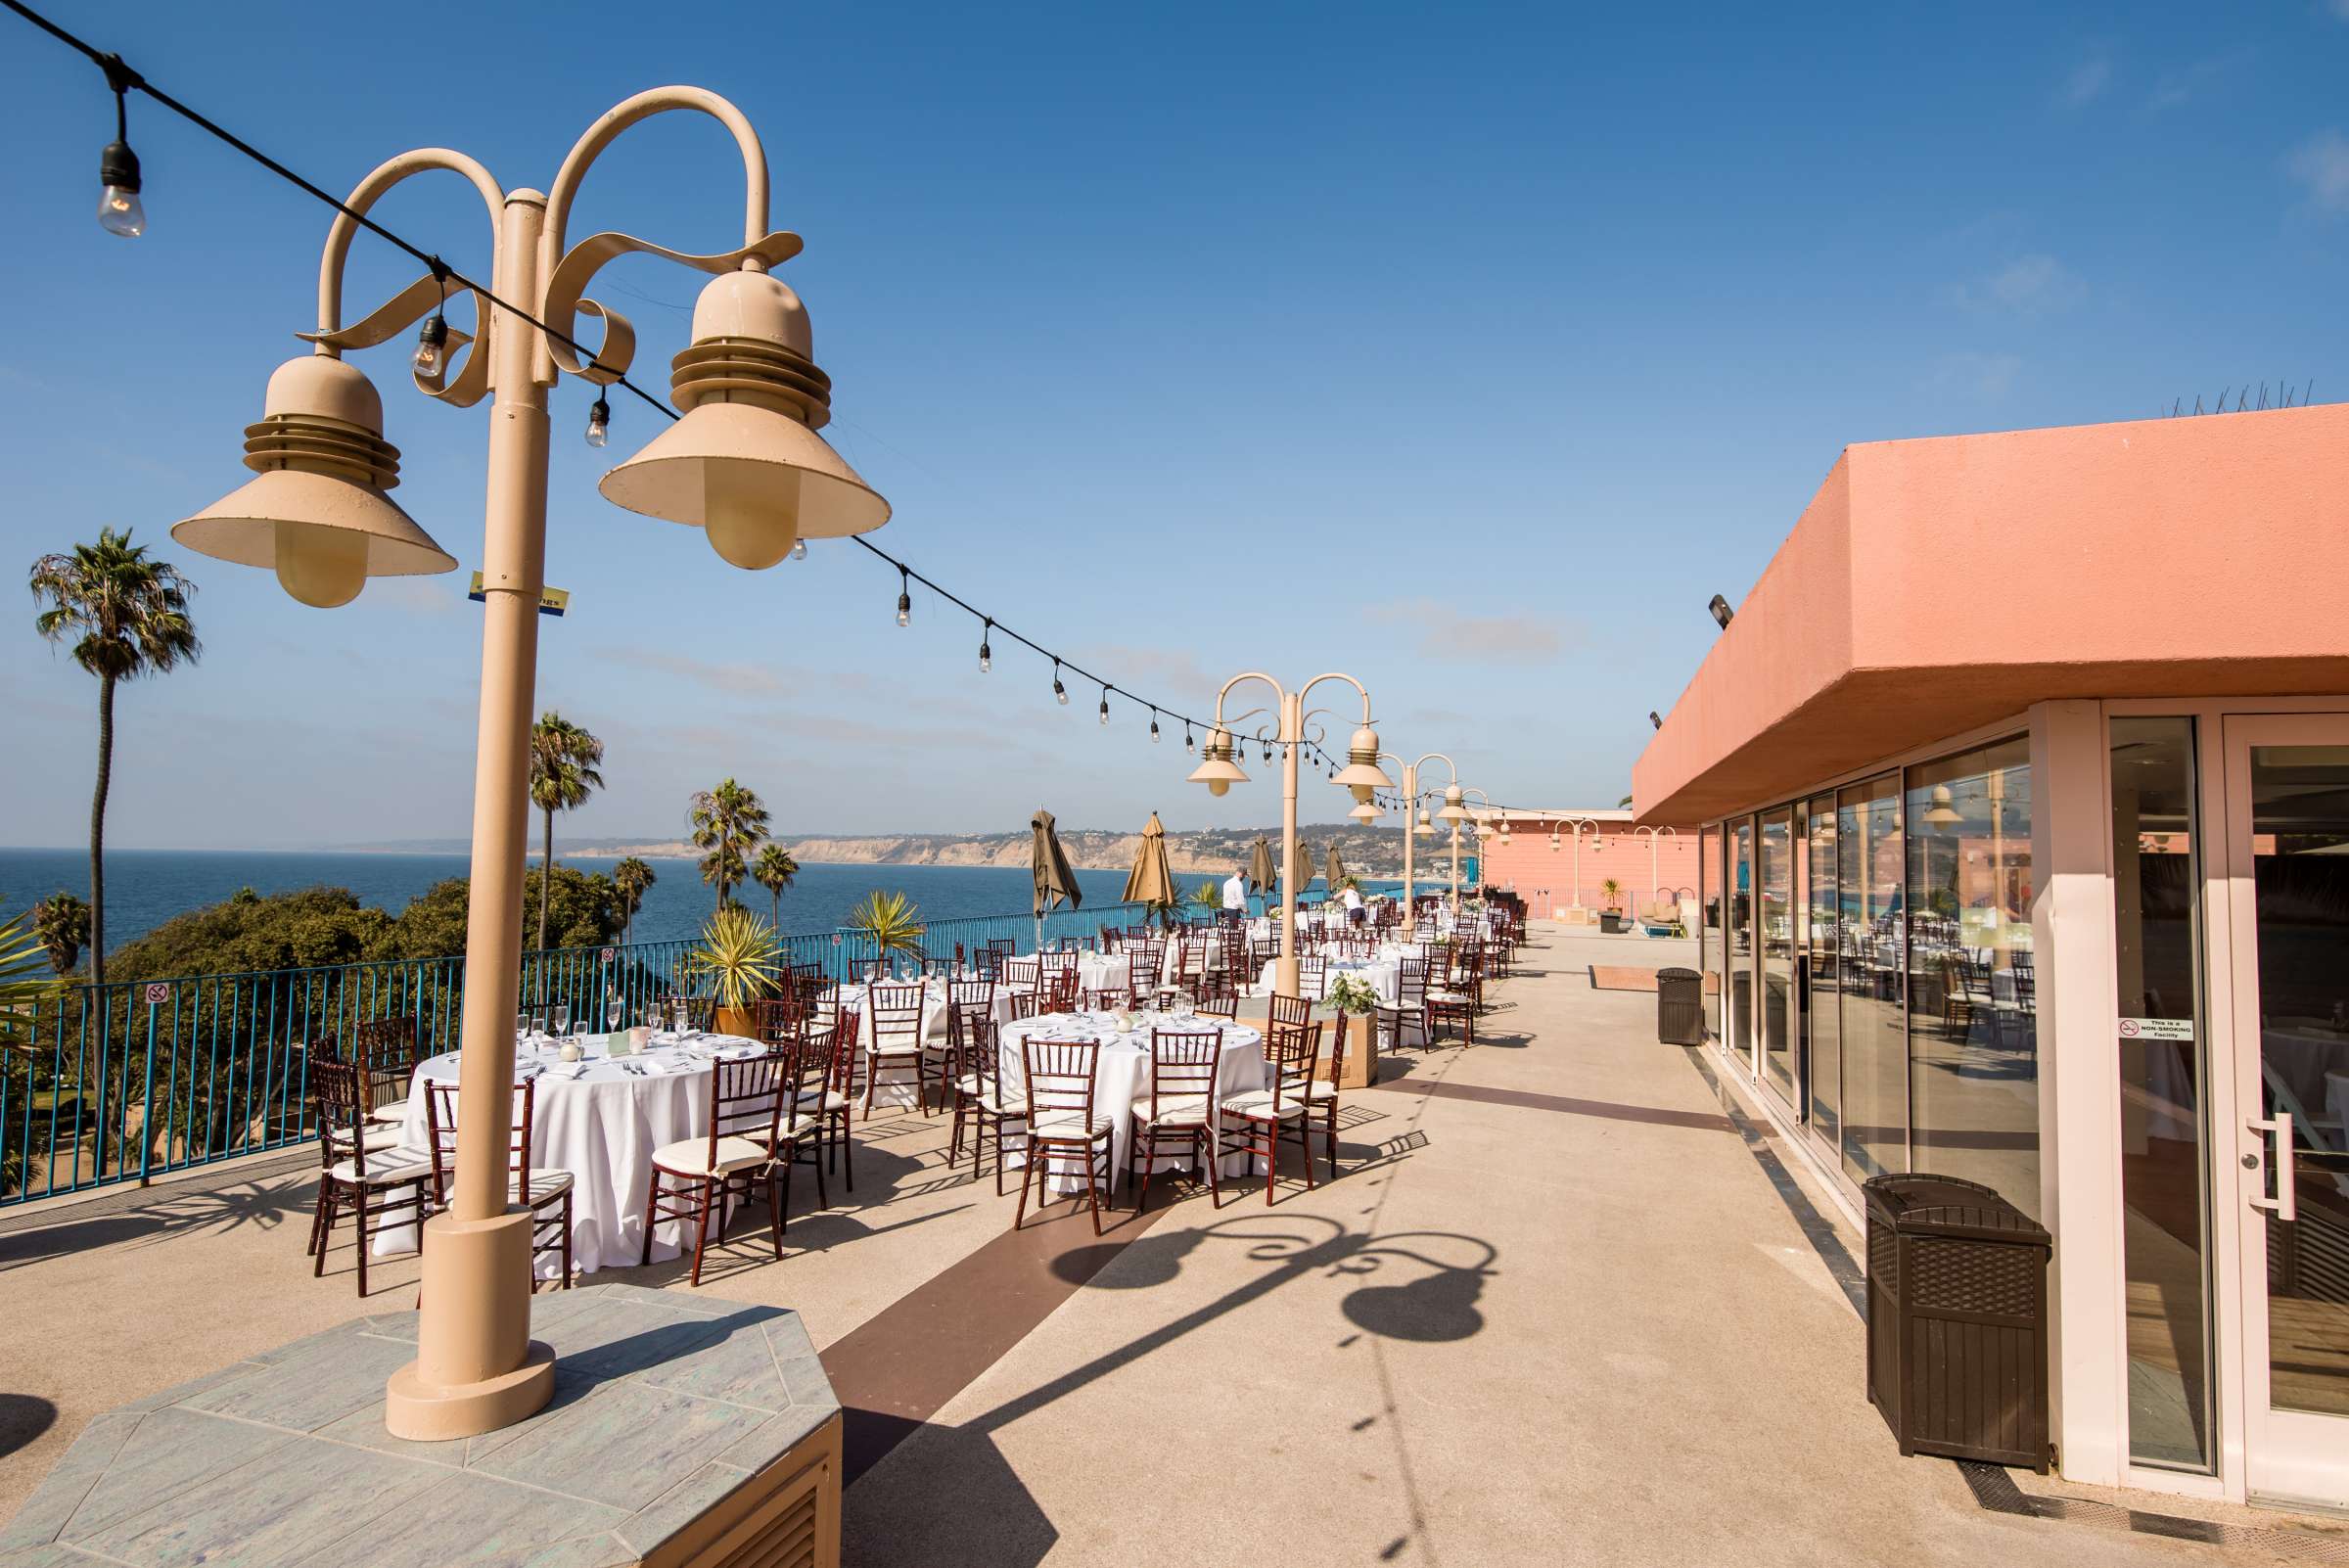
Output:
[1806, 795, 1841, 1145]
[1761, 807, 1797, 1100]
[1839, 775, 1906, 1184]
[1905, 738, 2038, 1218]
[1700, 825, 1723, 1040]
[1728, 818, 1755, 1067]
[2111, 717, 2211, 1471]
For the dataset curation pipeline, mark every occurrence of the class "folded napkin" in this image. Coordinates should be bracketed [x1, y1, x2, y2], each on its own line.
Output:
[637, 1057, 674, 1075]
[551, 1062, 589, 1081]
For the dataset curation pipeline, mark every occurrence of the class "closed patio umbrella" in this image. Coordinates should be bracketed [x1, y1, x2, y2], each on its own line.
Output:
[1326, 843, 1347, 894]
[1122, 812, 1179, 925]
[1247, 838, 1277, 917]
[1031, 807, 1082, 951]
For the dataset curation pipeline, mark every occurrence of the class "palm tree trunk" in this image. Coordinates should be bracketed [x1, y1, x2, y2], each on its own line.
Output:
[770, 890, 780, 928]
[89, 673, 114, 989]
[538, 805, 554, 954]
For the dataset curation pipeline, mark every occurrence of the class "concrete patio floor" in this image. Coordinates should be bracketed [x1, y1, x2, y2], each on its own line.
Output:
[5, 926, 2341, 1565]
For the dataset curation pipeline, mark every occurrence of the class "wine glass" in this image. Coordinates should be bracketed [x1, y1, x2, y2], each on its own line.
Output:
[605, 993, 622, 1032]
[553, 1003, 571, 1039]
[515, 1010, 529, 1043]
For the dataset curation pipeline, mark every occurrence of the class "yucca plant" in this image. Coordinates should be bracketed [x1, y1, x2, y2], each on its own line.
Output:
[847, 891, 926, 978]
[681, 905, 782, 1012]
[0, 906, 58, 1053]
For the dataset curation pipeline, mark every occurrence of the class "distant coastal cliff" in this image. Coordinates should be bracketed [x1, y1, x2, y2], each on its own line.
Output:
[492, 824, 1423, 879]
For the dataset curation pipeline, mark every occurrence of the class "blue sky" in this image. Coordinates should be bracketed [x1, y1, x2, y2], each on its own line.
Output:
[6, 2, 2348, 849]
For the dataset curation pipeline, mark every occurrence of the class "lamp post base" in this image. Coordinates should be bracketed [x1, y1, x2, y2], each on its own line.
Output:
[385, 1208, 556, 1441]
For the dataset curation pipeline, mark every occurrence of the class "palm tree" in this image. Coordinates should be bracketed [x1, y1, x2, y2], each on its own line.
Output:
[30, 893, 89, 975]
[689, 779, 769, 911]
[29, 528, 201, 986]
[613, 856, 656, 946]
[751, 843, 799, 928]
[528, 713, 606, 953]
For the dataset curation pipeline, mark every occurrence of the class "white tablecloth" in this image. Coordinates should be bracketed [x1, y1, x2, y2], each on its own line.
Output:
[998, 1012, 1267, 1193]
[378, 1031, 765, 1276]
[1256, 956, 1400, 1005]
[834, 979, 1014, 1108]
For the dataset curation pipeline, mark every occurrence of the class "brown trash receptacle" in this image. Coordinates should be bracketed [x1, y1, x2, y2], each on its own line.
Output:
[1655, 968, 1703, 1045]
[1863, 1174, 2051, 1471]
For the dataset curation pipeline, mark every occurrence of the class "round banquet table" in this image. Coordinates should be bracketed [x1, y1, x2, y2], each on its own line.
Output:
[376, 1030, 765, 1277]
[832, 976, 1015, 1109]
[997, 1011, 1267, 1193]
[1256, 955, 1401, 1005]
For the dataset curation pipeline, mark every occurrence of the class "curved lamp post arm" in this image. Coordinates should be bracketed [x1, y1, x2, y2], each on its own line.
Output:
[1301, 671, 1374, 723]
[542, 86, 771, 265]
[1213, 672, 1287, 728]
[310, 150, 507, 351]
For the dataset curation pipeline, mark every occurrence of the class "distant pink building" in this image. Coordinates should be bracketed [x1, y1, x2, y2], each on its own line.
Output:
[1471, 808, 1700, 920]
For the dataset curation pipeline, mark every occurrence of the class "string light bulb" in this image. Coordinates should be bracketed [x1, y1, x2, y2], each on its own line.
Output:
[412, 310, 448, 378]
[895, 567, 911, 627]
[1053, 660, 1068, 705]
[791, 537, 806, 561]
[1098, 688, 1111, 725]
[1150, 709, 1161, 743]
[96, 61, 143, 237]
[1185, 725, 1195, 755]
[978, 620, 992, 673]
[584, 395, 611, 448]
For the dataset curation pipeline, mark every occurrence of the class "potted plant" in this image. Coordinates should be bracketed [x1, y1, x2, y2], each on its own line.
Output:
[847, 890, 927, 980]
[683, 905, 781, 1037]
[1325, 973, 1383, 1088]
[1600, 878, 1625, 934]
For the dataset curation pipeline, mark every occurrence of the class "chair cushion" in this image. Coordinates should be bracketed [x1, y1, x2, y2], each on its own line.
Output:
[512, 1169, 574, 1201]
[954, 1078, 1027, 1115]
[1303, 1080, 1338, 1101]
[1028, 1109, 1112, 1139]
[366, 1101, 410, 1125]
[1131, 1094, 1214, 1126]
[650, 1133, 772, 1177]
[329, 1123, 407, 1155]
[1219, 1088, 1308, 1120]
[329, 1148, 433, 1184]
[795, 1088, 852, 1113]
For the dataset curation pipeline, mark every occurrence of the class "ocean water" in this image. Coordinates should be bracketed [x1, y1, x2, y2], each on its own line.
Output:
[0, 848, 1152, 956]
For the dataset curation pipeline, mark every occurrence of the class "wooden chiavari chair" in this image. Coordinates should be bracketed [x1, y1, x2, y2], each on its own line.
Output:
[640, 1051, 798, 1286]
[345, 1016, 421, 1126]
[796, 1015, 856, 1188]
[1427, 948, 1481, 1045]
[1379, 957, 1431, 1054]
[1128, 1027, 1224, 1211]
[1298, 954, 1328, 998]
[949, 1000, 1026, 1194]
[773, 1024, 836, 1222]
[862, 984, 931, 1116]
[423, 1079, 573, 1290]
[1216, 1021, 1320, 1207]
[306, 1059, 433, 1297]
[1086, 952, 1134, 1010]
[1015, 1037, 1112, 1233]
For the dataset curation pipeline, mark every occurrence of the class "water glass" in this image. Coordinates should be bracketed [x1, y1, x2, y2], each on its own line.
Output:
[553, 1004, 571, 1038]
[530, 1012, 547, 1039]
[605, 995, 622, 1032]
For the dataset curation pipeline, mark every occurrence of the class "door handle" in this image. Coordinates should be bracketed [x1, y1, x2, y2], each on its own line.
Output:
[2248, 1114, 2298, 1222]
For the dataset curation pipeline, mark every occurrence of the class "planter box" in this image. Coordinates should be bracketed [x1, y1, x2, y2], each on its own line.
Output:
[1319, 1011, 1379, 1088]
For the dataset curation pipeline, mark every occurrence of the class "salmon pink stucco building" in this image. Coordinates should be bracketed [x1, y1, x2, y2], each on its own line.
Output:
[1635, 403, 2349, 1510]
[1470, 810, 1699, 922]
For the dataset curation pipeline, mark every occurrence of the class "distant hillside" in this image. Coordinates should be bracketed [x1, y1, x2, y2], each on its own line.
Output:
[344, 824, 1443, 879]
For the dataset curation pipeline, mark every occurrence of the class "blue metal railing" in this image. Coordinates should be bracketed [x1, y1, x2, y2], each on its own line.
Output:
[0, 895, 1225, 1208]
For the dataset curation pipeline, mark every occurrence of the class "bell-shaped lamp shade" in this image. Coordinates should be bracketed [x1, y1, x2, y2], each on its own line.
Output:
[1187, 727, 1249, 791]
[1436, 783, 1470, 824]
[1330, 723, 1395, 796]
[172, 356, 456, 608]
[1922, 783, 1962, 826]
[1349, 800, 1381, 823]
[600, 270, 890, 570]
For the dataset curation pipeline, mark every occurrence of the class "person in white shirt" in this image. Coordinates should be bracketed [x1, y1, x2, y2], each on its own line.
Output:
[1222, 868, 1249, 914]
[1342, 883, 1365, 927]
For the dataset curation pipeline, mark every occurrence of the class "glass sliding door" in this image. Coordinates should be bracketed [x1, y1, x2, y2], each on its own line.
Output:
[1905, 737, 2040, 1217]
[1700, 824, 1723, 1042]
[1761, 806, 1797, 1102]
[1840, 775, 1906, 1184]
[2110, 717, 2212, 1472]
[1728, 818, 1756, 1070]
[1806, 795, 1841, 1147]
[2223, 717, 2349, 1506]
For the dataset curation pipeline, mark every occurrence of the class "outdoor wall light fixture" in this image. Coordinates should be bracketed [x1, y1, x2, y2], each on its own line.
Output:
[1707, 593, 1734, 629]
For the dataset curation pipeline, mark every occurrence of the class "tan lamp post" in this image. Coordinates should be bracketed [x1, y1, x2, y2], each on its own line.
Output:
[168, 88, 890, 1441]
[1436, 782, 1473, 905]
[1376, 751, 1458, 940]
[1457, 789, 1497, 900]
[1546, 814, 1599, 914]
[1187, 673, 1392, 996]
